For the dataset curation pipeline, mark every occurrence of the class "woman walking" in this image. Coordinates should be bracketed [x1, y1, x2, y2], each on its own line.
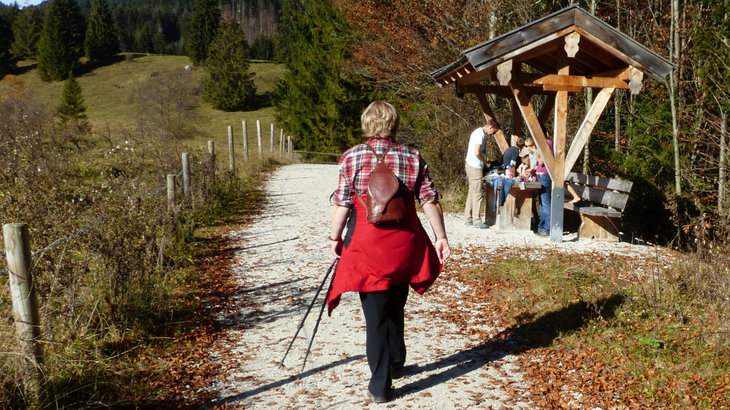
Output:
[327, 100, 450, 403]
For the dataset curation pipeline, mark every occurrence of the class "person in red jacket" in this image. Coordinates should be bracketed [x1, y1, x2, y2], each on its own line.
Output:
[328, 100, 451, 403]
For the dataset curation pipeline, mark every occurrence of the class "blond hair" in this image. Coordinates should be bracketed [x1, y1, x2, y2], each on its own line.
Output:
[361, 100, 400, 140]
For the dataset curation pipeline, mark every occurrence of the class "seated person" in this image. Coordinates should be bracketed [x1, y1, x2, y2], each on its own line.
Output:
[502, 136, 525, 168]
[566, 183, 582, 204]
[517, 155, 535, 181]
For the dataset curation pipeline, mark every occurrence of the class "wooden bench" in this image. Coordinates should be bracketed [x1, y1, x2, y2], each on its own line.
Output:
[563, 172, 633, 242]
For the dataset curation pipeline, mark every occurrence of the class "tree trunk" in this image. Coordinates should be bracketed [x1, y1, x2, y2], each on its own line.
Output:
[583, 87, 592, 174]
[583, 0, 597, 173]
[614, 0, 621, 152]
[720, 107, 728, 215]
[670, 0, 682, 195]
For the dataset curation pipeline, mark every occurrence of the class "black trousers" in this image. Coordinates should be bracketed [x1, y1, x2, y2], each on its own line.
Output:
[359, 283, 409, 396]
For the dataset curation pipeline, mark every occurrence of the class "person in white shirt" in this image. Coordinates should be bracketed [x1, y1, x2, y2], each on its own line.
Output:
[464, 120, 499, 228]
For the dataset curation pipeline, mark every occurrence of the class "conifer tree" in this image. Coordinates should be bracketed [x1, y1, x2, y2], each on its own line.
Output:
[58, 72, 87, 123]
[11, 6, 42, 59]
[188, 0, 220, 65]
[85, 0, 119, 60]
[37, 0, 86, 82]
[274, 0, 373, 154]
[202, 19, 256, 111]
[0, 5, 16, 77]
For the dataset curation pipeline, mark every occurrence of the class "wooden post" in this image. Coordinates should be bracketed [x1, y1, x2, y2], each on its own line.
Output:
[181, 152, 191, 204]
[208, 140, 215, 160]
[270, 123, 275, 154]
[287, 135, 292, 157]
[227, 125, 235, 172]
[242, 120, 249, 162]
[280, 129, 285, 157]
[3, 223, 43, 404]
[256, 120, 262, 160]
[167, 174, 176, 213]
[550, 59, 570, 243]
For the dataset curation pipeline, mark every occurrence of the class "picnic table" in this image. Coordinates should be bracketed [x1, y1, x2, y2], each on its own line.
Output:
[483, 178, 542, 231]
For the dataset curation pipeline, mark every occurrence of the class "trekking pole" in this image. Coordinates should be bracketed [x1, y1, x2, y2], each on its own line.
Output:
[300, 264, 337, 372]
[279, 258, 338, 368]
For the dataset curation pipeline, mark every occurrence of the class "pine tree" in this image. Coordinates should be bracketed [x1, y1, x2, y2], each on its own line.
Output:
[10, 6, 42, 59]
[58, 72, 87, 123]
[85, 0, 119, 60]
[202, 19, 256, 111]
[37, 0, 86, 82]
[0, 5, 17, 77]
[188, 0, 220, 65]
[273, 0, 373, 154]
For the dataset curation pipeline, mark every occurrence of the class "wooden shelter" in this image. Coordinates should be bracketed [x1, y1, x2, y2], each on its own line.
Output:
[430, 5, 672, 242]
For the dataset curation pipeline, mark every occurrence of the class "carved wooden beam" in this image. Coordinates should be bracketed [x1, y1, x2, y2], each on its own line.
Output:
[496, 59, 512, 86]
[629, 65, 644, 95]
[474, 93, 510, 153]
[564, 32, 580, 58]
[530, 74, 630, 90]
[457, 83, 551, 97]
[565, 87, 615, 175]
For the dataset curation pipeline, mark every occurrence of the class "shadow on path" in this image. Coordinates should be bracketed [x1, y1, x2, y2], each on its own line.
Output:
[202, 355, 366, 408]
[204, 294, 624, 405]
[395, 294, 625, 398]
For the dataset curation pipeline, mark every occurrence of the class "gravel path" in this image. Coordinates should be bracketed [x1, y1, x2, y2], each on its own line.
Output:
[200, 163, 672, 409]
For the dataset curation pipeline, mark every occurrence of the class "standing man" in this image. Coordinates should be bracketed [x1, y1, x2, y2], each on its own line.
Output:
[464, 120, 498, 228]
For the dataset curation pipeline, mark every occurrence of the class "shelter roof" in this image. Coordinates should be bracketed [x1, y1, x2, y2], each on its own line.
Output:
[430, 5, 672, 87]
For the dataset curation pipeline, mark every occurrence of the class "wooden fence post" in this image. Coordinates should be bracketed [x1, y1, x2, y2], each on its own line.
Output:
[208, 140, 216, 175]
[3, 223, 43, 405]
[270, 123, 275, 153]
[288, 135, 292, 158]
[280, 129, 285, 157]
[242, 120, 249, 162]
[181, 152, 191, 205]
[167, 174, 176, 213]
[227, 125, 235, 173]
[256, 120, 262, 160]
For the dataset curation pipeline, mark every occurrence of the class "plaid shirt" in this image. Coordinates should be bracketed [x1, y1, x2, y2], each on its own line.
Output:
[332, 138, 439, 208]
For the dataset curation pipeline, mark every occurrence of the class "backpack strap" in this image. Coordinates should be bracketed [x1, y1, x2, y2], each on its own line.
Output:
[356, 142, 396, 208]
[365, 141, 395, 164]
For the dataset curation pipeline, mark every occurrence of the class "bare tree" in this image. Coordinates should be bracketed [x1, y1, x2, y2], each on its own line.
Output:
[136, 69, 201, 140]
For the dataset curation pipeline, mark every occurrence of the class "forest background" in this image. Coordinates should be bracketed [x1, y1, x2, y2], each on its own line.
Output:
[0, 0, 729, 407]
[2, 0, 729, 245]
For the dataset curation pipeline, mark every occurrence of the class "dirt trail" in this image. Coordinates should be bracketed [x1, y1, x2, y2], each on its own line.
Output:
[195, 163, 672, 409]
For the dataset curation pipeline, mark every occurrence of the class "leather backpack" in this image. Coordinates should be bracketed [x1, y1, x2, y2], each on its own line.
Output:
[359, 143, 409, 224]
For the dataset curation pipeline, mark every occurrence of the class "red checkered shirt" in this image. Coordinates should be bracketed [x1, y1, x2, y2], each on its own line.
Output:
[332, 138, 439, 208]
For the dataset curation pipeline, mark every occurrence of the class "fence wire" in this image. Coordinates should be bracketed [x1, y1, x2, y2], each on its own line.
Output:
[0, 168, 182, 276]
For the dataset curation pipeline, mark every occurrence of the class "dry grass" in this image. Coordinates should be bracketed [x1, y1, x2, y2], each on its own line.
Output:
[1, 55, 287, 408]
[458, 247, 730, 407]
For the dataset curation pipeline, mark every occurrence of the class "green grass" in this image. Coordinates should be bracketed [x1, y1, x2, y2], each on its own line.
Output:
[16, 54, 287, 149]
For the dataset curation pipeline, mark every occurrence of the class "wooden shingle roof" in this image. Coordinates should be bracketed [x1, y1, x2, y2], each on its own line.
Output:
[430, 5, 672, 88]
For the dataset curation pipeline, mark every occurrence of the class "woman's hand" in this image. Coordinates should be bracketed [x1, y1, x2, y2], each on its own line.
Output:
[331, 238, 343, 258]
[434, 238, 451, 264]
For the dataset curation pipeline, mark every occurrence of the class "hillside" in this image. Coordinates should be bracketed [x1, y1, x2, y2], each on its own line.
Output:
[15, 54, 287, 147]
